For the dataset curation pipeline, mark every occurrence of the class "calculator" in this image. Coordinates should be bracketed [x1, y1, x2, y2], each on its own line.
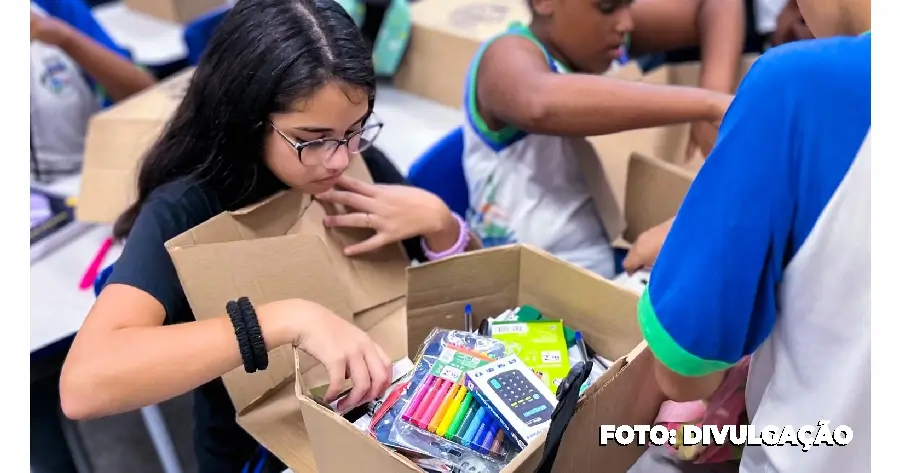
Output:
[486, 371, 554, 426]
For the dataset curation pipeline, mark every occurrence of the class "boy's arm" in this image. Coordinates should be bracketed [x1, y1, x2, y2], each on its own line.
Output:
[629, 0, 745, 94]
[476, 36, 731, 137]
[31, 12, 156, 102]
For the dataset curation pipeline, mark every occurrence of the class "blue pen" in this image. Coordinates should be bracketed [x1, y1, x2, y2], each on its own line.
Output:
[462, 406, 485, 447]
[479, 421, 500, 454]
[472, 418, 492, 453]
[464, 304, 473, 332]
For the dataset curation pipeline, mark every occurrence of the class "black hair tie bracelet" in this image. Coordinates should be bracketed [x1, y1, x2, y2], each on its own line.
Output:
[237, 297, 269, 371]
[227, 300, 256, 373]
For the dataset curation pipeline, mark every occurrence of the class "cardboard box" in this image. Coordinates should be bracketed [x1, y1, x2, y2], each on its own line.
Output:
[164, 171, 668, 473]
[393, 0, 530, 108]
[299, 244, 664, 472]
[164, 156, 412, 471]
[124, 0, 226, 24]
[77, 69, 194, 224]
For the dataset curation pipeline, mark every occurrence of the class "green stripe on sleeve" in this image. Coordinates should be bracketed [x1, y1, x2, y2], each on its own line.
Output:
[637, 287, 734, 377]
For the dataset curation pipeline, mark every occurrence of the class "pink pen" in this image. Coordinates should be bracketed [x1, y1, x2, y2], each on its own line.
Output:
[402, 375, 436, 422]
[79, 236, 113, 291]
[410, 378, 444, 428]
[416, 378, 452, 429]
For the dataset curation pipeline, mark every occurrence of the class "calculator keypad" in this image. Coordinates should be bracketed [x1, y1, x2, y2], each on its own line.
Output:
[487, 371, 552, 426]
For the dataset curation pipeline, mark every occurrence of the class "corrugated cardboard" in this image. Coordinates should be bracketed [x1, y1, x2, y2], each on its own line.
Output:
[298, 244, 666, 473]
[77, 69, 195, 224]
[165, 156, 409, 413]
[614, 153, 694, 249]
[124, 0, 226, 24]
[393, 0, 530, 108]
[163, 172, 681, 472]
[591, 54, 760, 207]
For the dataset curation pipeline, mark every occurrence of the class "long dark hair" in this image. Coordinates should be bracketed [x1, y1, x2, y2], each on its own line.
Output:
[113, 0, 375, 240]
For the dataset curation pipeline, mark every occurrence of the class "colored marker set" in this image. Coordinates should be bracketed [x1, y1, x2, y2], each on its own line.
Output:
[401, 375, 509, 458]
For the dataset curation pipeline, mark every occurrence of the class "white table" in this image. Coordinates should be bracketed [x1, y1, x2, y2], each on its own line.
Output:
[31, 175, 122, 353]
[93, 2, 186, 65]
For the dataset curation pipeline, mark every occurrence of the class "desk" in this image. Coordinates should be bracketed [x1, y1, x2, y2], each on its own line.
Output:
[31, 175, 121, 353]
[93, 2, 186, 65]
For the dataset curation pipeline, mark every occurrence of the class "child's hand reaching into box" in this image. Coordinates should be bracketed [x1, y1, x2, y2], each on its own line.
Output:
[316, 175, 462, 256]
[263, 298, 393, 412]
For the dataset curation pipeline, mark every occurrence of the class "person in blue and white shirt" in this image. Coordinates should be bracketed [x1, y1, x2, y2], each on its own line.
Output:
[635, 0, 870, 470]
[30, 0, 156, 183]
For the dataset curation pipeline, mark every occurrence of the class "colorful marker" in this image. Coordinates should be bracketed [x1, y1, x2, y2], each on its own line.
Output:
[445, 393, 473, 440]
[453, 403, 480, 444]
[461, 406, 486, 447]
[428, 384, 459, 432]
[409, 377, 441, 426]
[471, 418, 490, 450]
[480, 421, 500, 455]
[437, 386, 467, 437]
[402, 375, 435, 422]
[417, 378, 451, 429]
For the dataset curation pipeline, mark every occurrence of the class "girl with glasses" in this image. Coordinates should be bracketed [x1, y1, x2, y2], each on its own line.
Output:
[58, 1, 477, 472]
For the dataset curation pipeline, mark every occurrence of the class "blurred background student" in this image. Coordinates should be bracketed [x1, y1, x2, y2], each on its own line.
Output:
[30, 0, 155, 184]
[31, 3, 154, 472]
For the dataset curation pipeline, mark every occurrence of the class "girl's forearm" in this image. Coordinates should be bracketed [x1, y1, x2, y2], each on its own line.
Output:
[60, 307, 295, 419]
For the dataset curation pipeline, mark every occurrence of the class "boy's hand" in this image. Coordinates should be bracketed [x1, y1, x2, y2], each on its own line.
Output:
[687, 93, 731, 159]
[686, 121, 719, 159]
[622, 218, 674, 275]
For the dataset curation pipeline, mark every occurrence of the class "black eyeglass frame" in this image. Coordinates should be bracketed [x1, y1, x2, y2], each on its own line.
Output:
[269, 117, 384, 166]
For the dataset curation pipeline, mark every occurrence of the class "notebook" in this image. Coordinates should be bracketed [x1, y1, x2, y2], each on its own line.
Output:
[30, 188, 91, 263]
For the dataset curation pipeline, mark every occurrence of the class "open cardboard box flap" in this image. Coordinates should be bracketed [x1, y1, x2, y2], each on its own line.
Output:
[77, 68, 195, 224]
[296, 245, 664, 473]
[614, 152, 694, 249]
[164, 157, 410, 413]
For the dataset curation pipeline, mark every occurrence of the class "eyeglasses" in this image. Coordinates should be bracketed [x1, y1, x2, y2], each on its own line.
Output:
[270, 115, 384, 166]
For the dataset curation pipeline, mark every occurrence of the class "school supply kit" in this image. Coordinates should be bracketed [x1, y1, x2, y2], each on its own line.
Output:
[310, 304, 615, 473]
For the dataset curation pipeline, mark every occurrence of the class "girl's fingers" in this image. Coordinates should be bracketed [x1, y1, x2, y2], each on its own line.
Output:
[323, 357, 348, 403]
[337, 354, 370, 412]
[343, 233, 391, 256]
[315, 190, 376, 213]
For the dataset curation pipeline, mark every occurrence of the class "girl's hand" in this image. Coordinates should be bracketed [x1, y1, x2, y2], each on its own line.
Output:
[316, 175, 459, 256]
[261, 299, 392, 412]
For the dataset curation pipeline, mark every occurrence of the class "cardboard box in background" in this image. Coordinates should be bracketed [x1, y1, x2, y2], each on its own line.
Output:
[124, 0, 226, 24]
[591, 54, 760, 206]
[77, 69, 194, 224]
[613, 153, 694, 250]
[299, 245, 665, 473]
[393, 0, 530, 108]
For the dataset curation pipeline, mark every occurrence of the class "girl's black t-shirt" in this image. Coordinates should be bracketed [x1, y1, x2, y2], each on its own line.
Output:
[106, 149, 423, 473]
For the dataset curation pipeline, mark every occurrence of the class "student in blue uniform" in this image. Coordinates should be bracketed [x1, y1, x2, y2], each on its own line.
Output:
[58, 1, 476, 472]
[637, 0, 870, 470]
[30, 0, 155, 182]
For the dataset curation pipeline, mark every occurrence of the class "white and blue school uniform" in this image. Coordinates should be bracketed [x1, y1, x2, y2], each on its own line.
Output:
[30, 0, 132, 182]
[638, 34, 871, 472]
[462, 23, 626, 279]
